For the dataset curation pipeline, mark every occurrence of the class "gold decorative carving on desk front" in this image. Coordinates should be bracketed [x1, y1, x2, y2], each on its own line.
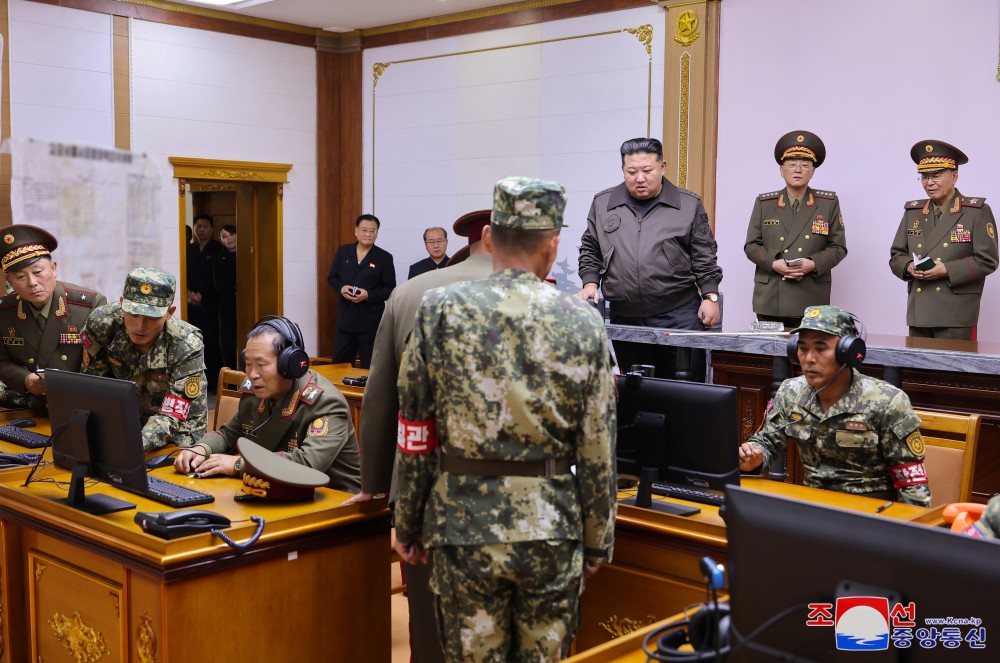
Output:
[674, 9, 701, 46]
[138, 613, 157, 663]
[624, 24, 653, 58]
[197, 169, 264, 180]
[111, 593, 120, 617]
[48, 612, 111, 662]
[678, 51, 692, 187]
[599, 613, 656, 638]
[34, 560, 46, 581]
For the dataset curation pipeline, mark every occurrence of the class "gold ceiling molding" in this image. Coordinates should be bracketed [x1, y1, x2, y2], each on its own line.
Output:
[360, 0, 579, 38]
[169, 157, 292, 183]
[115, 0, 316, 36]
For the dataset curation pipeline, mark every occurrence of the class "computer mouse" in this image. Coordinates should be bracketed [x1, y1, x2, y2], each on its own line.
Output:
[9, 418, 36, 428]
[145, 454, 176, 470]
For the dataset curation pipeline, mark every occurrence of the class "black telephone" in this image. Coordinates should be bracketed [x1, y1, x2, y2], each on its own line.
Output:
[0, 453, 33, 467]
[134, 509, 231, 539]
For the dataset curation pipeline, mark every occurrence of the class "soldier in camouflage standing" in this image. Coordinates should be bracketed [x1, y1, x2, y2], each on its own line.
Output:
[81, 267, 207, 450]
[739, 305, 931, 507]
[393, 176, 618, 662]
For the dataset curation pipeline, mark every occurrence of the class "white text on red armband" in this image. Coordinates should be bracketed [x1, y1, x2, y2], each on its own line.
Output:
[397, 413, 438, 454]
[888, 461, 928, 488]
[159, 394, 192, 422]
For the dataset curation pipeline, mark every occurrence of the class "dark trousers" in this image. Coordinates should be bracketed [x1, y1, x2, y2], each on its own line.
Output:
[909, 326, 975, 341]
[404, 560, 445, 663]
[332, 328, 377, 368]
[189, 302, 222, 391]
[611, 296, 707, 382]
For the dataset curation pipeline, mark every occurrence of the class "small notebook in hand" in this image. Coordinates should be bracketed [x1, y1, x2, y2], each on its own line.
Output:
[912, 253, 936, 271]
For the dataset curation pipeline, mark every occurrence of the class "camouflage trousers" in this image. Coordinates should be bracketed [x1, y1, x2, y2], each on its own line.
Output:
[430, 540, 584, 663]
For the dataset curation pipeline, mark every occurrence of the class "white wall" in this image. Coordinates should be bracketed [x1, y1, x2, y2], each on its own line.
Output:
[716, 0, 1000, 338]
[363, 5, 664, 289]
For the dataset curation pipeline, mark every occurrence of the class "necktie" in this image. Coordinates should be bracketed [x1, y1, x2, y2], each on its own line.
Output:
[36, 313, 46, 333]
[792, 199, 800, 215]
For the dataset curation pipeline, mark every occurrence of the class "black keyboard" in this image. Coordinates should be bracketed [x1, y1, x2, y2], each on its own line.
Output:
[144, 475, 215, 508]
[651, 482, 726, 507]
[0, 425, 50, 449]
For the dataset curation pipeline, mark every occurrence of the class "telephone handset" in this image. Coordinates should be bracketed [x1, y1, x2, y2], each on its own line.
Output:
[942, 502, 987, 533]
[134, 509, 231, 539]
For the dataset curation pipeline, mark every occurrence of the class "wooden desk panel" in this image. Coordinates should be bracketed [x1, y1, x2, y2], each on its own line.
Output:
[312, 363, 368, 438]
[0, 465, 391, 662]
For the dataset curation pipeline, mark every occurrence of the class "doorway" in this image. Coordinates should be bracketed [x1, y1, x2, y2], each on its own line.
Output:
[170, 157, 291, 386]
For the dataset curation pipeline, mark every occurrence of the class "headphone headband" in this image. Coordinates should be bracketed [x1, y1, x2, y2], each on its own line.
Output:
[255, 315, 304, 350]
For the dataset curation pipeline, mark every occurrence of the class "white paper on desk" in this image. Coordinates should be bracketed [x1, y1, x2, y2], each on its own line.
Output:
[912, 253, 936, 271]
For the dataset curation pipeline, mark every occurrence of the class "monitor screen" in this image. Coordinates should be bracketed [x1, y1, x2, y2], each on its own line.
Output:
[615, 374, 740, 490]
[724, 487, 997, 661]
[46, 369, 147, 514]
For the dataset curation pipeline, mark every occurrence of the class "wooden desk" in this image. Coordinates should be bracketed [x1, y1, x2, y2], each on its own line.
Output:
[312, 363, 368, 438]
[0, 462, 391, 662]
[575, 478, 928, 650]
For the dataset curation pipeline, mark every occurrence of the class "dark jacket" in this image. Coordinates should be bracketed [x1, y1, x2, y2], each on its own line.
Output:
[408, 256, 450, 280]
[327, 243, 396, 333]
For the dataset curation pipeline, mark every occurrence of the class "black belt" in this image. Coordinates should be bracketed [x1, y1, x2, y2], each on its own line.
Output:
[439, 454, 572, 478]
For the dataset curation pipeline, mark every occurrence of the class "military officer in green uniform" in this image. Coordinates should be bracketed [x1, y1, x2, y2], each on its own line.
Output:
[889, 140, 999, 340]
[173, 316, 361, 493]
[81, 267, 207, 451]
[393, 177, 617, 662]
[739, 305, 931, 507]
[744, 131, 848, 328]
[0, 225, 105, 407]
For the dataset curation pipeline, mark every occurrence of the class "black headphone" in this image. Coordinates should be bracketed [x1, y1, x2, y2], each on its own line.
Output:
[642, 558, 731, 661]
[786, 311, 867, 368]
[243, 315, 310, 380]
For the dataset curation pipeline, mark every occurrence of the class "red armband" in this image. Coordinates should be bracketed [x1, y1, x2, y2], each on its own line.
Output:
[888, 461, 928, 488]
[397, 413, 438, 454]
[159, 394, 192, 422]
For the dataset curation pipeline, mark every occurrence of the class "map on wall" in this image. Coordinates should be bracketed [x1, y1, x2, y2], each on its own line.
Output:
[4, 138, 162, 301]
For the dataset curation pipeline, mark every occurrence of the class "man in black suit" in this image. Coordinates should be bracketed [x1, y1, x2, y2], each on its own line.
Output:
[407, 226, 450, 279]
[327, 214, 396, 368]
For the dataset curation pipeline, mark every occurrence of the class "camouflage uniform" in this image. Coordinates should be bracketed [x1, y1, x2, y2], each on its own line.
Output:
[746, 306, 932, 507]
[395, 177, 617, 662]
[962, 495, 1000, 539]
[195, 369, 361, 493]
[81, 268, 207, 451]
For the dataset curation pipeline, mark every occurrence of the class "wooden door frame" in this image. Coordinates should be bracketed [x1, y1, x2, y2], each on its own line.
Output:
[169, 157, 291, 326]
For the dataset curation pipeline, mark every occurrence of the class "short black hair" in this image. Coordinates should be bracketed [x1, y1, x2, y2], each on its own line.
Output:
[488, 225, 559, 255]
[246, 325, 285, 357]
[193, 213, 214, 227]
[356, 214, 380, 229]
[221, 224, 237, 235]
[620, 137, 663, 165]
[422, 227, 447, 241]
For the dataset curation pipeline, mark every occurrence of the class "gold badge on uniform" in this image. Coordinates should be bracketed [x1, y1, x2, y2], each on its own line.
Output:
[2, 234, 13, 245]
[796, 135, 805, 143]
[808, 308, 821, 318]
[184, 376, 201, 399]
[906, 431, 925, 456]
[925, 144, 933, 153]
[791, 412, 803, 421]
[140, 283, 152, 295]
[308, 417, 329, 436]
[989, 223, 996, 239]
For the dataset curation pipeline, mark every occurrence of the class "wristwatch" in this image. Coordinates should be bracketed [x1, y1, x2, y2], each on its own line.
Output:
[234, 457, 244, 476]
[702, 293, 719, 303]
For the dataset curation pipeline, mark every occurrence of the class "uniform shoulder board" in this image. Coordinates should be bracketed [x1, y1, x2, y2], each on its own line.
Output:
[238, 378, 254, 394]
[905, 199, 927, 209]
[65, 288, 100, 307]
[757, 191, 781, 201]
[961, 196, 986, 208]
[299, 382, 324, 406]
[677, 187, 703, 201]
[0, 295, 17, 310]
[812, 189, 836, 199]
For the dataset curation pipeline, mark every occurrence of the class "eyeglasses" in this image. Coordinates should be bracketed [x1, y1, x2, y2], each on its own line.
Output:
[357, 228, 378, 235]
[782, 163, 813, 172]
[919, 171, 952, 183]
[424, 239, 446, 245]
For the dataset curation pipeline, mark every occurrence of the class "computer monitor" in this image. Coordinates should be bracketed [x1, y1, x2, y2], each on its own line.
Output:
[724, 487, 998, 661]
[615, 373, 740, 489]
[46, 369, 147, 515]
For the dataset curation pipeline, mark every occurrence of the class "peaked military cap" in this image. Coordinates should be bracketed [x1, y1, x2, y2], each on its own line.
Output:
[791, 305, 858, 338]
[121, 267, 176, 317]
[0, 225, 58, 272]
[491, 176, 567, 230]
[911, 140, 968, 173]
[235, 437, 330, 501]
[447, 209, 491, 266]
[774, 131, 826, 167]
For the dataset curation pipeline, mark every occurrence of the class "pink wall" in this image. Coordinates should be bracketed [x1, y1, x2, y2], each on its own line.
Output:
[714, 0, 1000, 338]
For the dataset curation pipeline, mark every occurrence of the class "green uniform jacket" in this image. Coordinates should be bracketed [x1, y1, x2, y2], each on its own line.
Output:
[0, 281, 106, 405]
[746, 369, 931, 507]
[395, 270, 618, 563]
[744, 188, 847, 317]
[965, 494, 1000, 539]
[81, 303, 207, 451]
[198, 369, 360, 493]
[889, 191, 998, 328]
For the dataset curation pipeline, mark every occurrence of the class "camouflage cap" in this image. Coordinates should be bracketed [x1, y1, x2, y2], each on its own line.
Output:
[792, 305, 858, 338]
[121, 267, 176, 317]
[235, 437, 329, 501]
[491, 176, 567, 230]
[0, 225, 58, 272]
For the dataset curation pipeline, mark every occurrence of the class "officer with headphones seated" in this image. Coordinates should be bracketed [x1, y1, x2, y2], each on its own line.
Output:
[174, 316, 361, 493]
[739, 305, 932, 507]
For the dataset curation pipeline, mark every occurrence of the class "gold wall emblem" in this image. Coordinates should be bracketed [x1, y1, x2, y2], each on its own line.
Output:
[674, 9, 701, 46]
[48, 612, 111, 662]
